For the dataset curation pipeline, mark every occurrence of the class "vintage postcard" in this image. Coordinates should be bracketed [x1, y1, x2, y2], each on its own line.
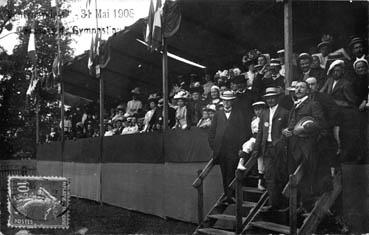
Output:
[7, 176, 70, 229]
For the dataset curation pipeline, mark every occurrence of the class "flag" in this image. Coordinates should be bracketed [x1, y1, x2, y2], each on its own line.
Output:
[26, 72, 39, 96]
[27, 26, 37, 64]
[52, 54, 61, 79]
[151, 0, 162, 50]
[163, 0, 181, 38]
[87, 33, 96, 75]
[145, 0, 155, 45]
[87, 30, 101, 76]
[26, 24, 38, 96]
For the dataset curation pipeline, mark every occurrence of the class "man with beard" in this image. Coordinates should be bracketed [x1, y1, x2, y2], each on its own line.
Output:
[282, 81, 325, 210]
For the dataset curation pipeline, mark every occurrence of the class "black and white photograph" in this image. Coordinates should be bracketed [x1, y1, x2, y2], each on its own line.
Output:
[0, 0, 368, 234]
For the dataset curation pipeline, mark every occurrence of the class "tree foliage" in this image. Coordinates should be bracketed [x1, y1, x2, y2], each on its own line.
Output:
[0, 0, 72, 159]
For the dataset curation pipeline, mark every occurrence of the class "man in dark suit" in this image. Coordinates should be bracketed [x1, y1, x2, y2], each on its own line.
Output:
[282, 81, 325, 209]
[295, 53, 325, 90]
[208, 90, 248, 204]
[306, 77, 340, 192]
[231, 75, 255, 140]
[324, 60, 360, 163]
[253, 87, 290, 210]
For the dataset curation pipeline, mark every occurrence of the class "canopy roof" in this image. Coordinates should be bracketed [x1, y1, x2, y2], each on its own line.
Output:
[62, 0, 368, 101]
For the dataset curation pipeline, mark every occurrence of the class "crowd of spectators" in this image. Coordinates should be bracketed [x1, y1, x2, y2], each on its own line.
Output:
[45, 34, 368, 154]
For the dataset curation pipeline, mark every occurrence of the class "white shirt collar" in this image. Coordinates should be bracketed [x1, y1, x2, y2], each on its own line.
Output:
[269, 104, 278, 112]
[294, 95, 308, 108]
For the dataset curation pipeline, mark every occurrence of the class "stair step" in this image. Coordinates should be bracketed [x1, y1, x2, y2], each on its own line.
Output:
[197, 228, 235, 235]
[242, 201, 257, 208]
[242, 186, 264, 194]
[208, 214, 236, 222]
[250, 221, 291, 234]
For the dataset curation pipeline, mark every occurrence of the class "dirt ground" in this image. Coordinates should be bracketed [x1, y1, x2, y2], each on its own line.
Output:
[1, 197, 197, 235]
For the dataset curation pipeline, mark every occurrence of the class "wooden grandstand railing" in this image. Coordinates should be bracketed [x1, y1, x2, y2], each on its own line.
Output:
[192, 158, 215, 224]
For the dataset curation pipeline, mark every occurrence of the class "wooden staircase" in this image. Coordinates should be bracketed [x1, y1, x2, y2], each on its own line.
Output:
[241, 163, 343, 235]
[192, 158, 343, 235]
[193, 157, 267, 235]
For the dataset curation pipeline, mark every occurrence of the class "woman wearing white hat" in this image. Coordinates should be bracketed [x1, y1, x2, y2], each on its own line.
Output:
[173, 90, 191, 130]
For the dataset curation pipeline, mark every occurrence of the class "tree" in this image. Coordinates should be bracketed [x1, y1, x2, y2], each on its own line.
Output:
[0, 0, 72, 159]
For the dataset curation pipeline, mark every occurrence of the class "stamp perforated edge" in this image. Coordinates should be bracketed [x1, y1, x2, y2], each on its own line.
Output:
[7, 175, 71, 229]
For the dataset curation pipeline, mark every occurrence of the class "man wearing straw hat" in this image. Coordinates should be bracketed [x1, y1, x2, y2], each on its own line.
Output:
[253, 87, 290, 210]
[208, 90, 246, 204]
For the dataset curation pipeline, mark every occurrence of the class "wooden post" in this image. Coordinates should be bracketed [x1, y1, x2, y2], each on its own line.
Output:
[35, 97, 40, 144]
[162, 38, 168, 131]
[99, 74, 104, 205]
[197, 169, 204, 225]
[284, 0, 293, 90]
[235, 170, 243, 234]
[289, 174, 297, 235]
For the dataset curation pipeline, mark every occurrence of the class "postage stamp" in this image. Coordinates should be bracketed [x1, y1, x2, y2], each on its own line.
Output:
[7, 176, 70, 229]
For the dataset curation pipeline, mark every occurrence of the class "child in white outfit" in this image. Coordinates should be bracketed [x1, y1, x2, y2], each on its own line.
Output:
[237, 101, 266, 190]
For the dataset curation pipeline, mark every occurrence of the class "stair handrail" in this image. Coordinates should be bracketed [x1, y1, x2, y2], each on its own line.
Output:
[235, 155, 258, 234]
[192, 157, 215, 188]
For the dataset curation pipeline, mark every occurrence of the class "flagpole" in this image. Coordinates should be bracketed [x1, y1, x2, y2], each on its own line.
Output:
[55, 0, 65, 177]
[162, 38, 168, 131]
[35, 67, 40, 145]
[94, 0, 104, 205]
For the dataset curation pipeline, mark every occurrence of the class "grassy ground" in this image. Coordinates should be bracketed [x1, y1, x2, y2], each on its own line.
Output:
[1, 197, 197, 235]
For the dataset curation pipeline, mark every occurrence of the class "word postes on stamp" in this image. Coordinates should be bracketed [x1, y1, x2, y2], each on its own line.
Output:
[8, 176, 70, 229]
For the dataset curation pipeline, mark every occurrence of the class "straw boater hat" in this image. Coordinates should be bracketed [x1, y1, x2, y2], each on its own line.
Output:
[263, 87, 281, 97]
[327, 59, 345, 75]
[252, 101, 266, 107]
[220, 90, 236, 100]
[293, 116, 318, 137]
[348, 37, 363, 48]
[270, 58, 281, 67]
[317, 41, 331, 49]
[277, 49, 285, 55]
[298, 53, 312, 62]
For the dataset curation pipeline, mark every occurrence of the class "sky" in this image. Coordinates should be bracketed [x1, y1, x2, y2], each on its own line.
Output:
[0, 0, 151, 56]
